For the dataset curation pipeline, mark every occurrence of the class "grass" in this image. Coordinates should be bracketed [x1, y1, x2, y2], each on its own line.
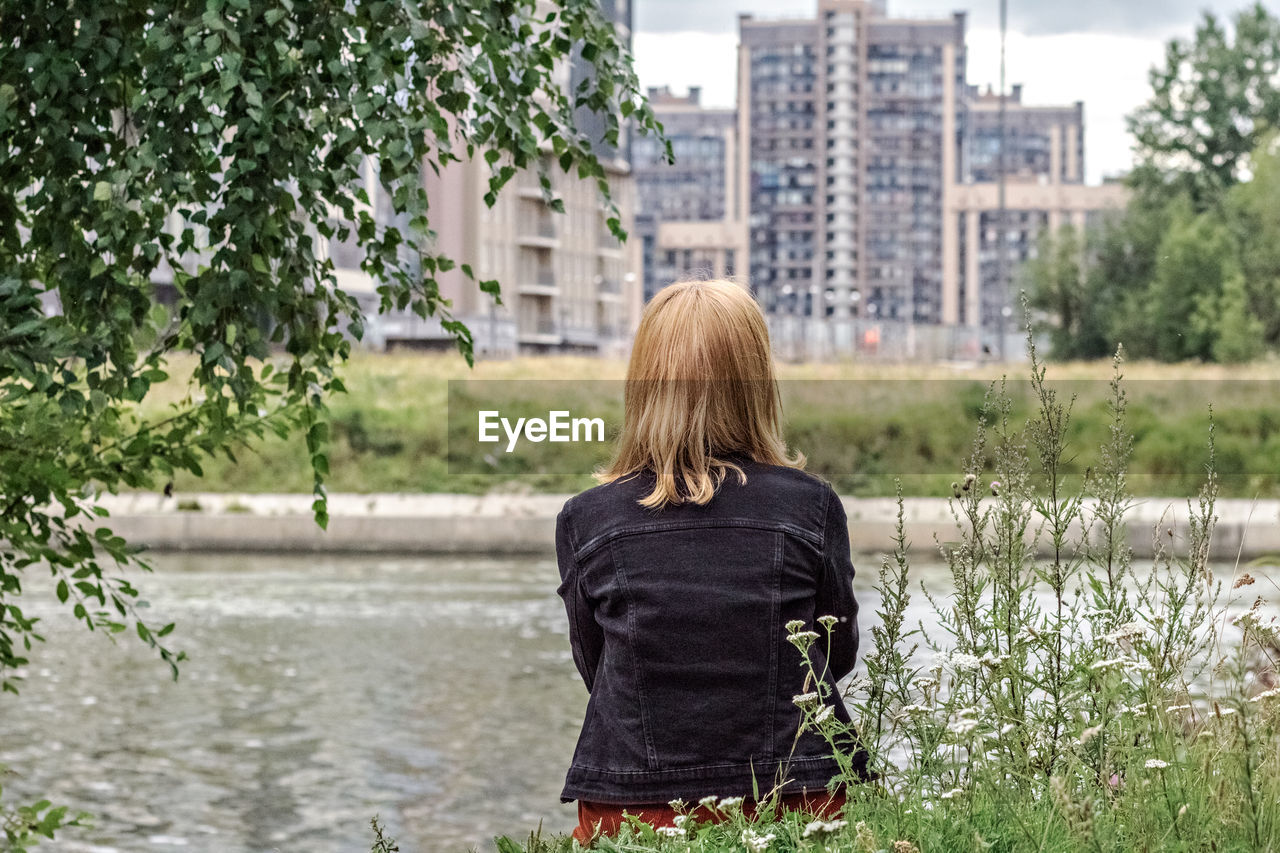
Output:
[141, 350, 1280, 498]
[433, 339, 1280, 853]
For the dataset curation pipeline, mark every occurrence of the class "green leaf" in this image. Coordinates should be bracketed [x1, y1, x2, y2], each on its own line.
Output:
[93, 181, 112, 201]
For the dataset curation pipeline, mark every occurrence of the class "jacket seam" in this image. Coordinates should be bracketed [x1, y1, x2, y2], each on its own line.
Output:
[767, 530, 782, 758]
[561, 505, 593, 689]
[819, 486, 833, 553]
[577, 517, 822, 561]
[610, 537, 660, 770]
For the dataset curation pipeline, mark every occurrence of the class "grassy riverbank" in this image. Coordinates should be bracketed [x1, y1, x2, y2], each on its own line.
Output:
[478, 345, 1280, 853]
[148, 352, 1280, 498]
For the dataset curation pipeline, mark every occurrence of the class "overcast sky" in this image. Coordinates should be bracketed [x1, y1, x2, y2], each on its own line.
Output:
[632, 0, 1277, 184]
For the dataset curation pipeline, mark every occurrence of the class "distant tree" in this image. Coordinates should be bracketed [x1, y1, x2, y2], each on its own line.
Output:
[1143, 199, 1240, 362]
[1025, 224, 1101, 360]
[1128, 2, 1280, 209]
[1226, 133, 1280, 345]
[0, 0, 667, 841]
[1030, 5, 1280, 364]
[1195, 269, 1266, 363]
[1027, 182, 1184, 361]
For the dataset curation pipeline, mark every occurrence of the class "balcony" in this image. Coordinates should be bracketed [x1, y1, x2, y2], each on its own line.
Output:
[520, 268, 559, 296]
[598, 221, 624, 257]
[517, 217, 559, 249]
[517, 315, 561, 346]
[517, 175, 547, 200]
[597, 278, 624, 302]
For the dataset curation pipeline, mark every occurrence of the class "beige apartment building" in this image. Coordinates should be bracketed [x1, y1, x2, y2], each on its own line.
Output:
[328, 153, 642, 359]
[329, 0, 643, 358]
[943, 86, 1128, 329]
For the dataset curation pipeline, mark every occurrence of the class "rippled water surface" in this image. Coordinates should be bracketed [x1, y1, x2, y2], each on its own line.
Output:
[3, 554, 588, 853]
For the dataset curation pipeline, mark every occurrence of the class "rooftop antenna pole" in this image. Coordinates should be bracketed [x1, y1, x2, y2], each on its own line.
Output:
[996, 0, 1008, 361]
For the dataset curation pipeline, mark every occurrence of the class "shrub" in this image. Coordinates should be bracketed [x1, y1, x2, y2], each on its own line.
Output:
[490, 328, 1280, 852]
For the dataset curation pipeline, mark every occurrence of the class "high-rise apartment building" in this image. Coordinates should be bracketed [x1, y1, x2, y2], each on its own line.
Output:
[739, 15, 821, 318]
[740, 1, 964, 332]
[862, 13, 967, 326]
[944, 85, 1125, 330]
[737, 0, 1127, 358]
[330, 1, 642, 357]
[633, 86, 745, 300]
[965, 84, 1083, 185]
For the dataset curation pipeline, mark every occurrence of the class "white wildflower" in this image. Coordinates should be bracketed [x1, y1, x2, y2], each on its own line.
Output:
[900, 703, 929, 715]
[949, 652, 981, 672]
[818, 614, 839, 631]
[947, 717, 979, 736]
[656, 826, 685, 838]
[717, 796, 744, 812]
[1145, 758, 1169, 770]
[741, 828, 776, 852]
[787, 630, 821, 652]
[672, 815, 688, 828]
[1000, 722, 1016, 735]
[939, 787, 963, 800]
[1234, 610, 1262, 630]
[785, 619, 806, 634]
[814, 704, 835, 725]
[1165, 704, 1192, 713]
[793, 692, 821, 709]
[802, 819, 848, 838]
[1213, 706, 1238, 717]
[1091, 657, 1125, 672]
[1249, 687, 1280, 703]
[1105, 622, 1142, 642]
[697, 795, 718, 809]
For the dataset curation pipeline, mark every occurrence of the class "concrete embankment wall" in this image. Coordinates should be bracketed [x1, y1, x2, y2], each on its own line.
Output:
[94, 493, 1280, 561]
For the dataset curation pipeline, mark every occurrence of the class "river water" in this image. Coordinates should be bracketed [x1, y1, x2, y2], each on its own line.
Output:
[3, 555, 587, 853]
[0, 553, 1269, 852]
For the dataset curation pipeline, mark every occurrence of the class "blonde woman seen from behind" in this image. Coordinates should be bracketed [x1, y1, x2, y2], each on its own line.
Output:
[555, 280, 869, 843]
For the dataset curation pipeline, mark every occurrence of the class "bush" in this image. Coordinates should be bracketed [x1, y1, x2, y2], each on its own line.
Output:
[490, 334, 1280, 852]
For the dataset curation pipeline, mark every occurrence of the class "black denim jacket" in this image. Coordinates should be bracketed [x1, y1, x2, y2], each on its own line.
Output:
[555, 459, 869, 804]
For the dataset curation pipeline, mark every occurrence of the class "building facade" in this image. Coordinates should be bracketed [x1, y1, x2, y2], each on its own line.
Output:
[944, 84, 1125, 331]
[329, 1, 643, 357]
[633, 86, 745, 301]
[735, 0, 1127, 359]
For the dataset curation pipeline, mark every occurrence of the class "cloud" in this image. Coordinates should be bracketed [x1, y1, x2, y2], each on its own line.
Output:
[635, 0, 1258, 38]
[635, 1, 794, 35]
[964, 28, 1166, 181]
[632, 31, 740, 108]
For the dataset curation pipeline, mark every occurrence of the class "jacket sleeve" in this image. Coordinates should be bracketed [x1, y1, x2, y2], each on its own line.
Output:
[555, 505, 603, 692]
[816, 486, 860, 681]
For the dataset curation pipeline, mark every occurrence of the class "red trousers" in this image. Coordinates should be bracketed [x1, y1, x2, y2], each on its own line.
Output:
[573, 788, 847, 845]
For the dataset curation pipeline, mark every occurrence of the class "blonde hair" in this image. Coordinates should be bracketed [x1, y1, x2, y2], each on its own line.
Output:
[597, 279, 804, 508]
